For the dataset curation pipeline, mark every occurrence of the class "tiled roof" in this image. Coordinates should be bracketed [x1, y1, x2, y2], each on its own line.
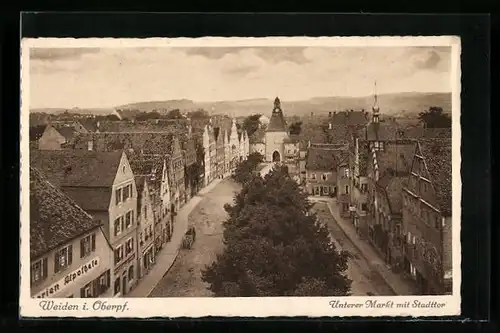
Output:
[331, 111, 369, 126]
[306, 147, 348, 171]
[62, 187, 111, 212]
[30, 167, 101, 259]
[267, 109, 287, 132]
[358, 140, 369, 175]
[128, 154, 164, 192]
[79, 119, 98, 132]
[366, 122, 398, 141]
[249, 127, 266, 144]
[72, 132, 174, 155]
[377, 176, 404, 214]
[419, 138, 452, 215]
[325, 124, 351, 145]
[31, 149, 123, 187]
[97, 120, 187, 135]
[57, 126, 79, 141]
[366, 120, 452, 142]
[375, 141, 417, 178]
[29, 125, 47, 142]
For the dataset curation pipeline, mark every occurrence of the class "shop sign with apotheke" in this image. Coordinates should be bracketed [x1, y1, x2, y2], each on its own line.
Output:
[33, 257, 100, 298]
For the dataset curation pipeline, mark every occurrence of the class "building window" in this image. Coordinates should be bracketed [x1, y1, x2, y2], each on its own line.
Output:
[126, 211, 133, 228]
[128, 266, 134, 281]
[122, 166, 126, 173]
[125, 238, 134, 255]
[54, 245, 73, 273]
[124, 184, 132, 201]
[114, 278, 121, 295]
[114, 217, 122, 236]
[114, 245, 124, 265]
[31, 258, 48, 285]
[323, 186, 329, 194]
[379, 142, 384, 151]
[345, 185, 349, 195]
[115, 188, 123, 205]
[81, 283, 93, 298]
[322, 174, 327, 181]
[310, 173, 316, 180]
[361, 203, 368, 211]
[344, 168, 350, 178]
[80, 233, 96, 258]
[361, 183, 367, 193]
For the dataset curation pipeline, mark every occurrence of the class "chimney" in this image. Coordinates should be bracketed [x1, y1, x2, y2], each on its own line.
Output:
[329, 111, 332, 117]
[334, 111, 337, 115]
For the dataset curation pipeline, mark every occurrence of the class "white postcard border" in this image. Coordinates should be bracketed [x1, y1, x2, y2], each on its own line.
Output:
[19, 36, 462, 318]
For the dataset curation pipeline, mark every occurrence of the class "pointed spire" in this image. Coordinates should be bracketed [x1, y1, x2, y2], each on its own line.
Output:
[372, 80, 380, 113]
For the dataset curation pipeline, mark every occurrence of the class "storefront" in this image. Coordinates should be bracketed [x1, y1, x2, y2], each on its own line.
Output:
[33, 256, 111, 299]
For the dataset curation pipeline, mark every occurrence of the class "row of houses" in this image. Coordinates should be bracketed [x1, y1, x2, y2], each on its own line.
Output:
[298, 99, 453, 295]
[29, 117, 250, 298]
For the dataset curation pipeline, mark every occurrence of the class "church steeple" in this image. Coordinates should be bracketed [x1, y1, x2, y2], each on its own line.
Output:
[273, 97, 282, 113]
[372, 80, 380, 123]
[267, 96, 287, 132]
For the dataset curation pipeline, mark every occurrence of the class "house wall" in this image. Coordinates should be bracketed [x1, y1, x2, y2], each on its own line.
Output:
[109, 154, 138, 297]
[137, 181, 155, 279]
[38, 126, 66, 150]
[305, 169, 337, 196]
[30, 226, 113, 298]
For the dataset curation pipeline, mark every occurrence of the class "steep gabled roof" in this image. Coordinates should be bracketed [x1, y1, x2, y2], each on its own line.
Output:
[30, 167, 101, 259]
[375, 141, 417, 178]
[306, 147, 348, 171]
[419, 138, 452, 215]
[376, 176, 405, 215]
[30, 149, 123, 187]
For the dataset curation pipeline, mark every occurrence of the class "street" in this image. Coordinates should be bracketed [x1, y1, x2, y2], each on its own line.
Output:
[149, 179, 240, 297]
[311, 203, 395, 296]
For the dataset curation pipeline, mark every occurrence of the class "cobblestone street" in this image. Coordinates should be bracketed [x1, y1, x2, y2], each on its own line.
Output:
[149, 179, 240, 297]
[312, 203, 395, 296]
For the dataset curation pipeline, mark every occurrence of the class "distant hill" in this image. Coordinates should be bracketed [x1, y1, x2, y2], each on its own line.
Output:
[116, 92, 451, 118]
[31, 107, 115, 116]
[30, 92, 452, 119]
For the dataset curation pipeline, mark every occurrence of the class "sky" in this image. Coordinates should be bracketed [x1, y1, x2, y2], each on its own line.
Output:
[29, 46, 452, 109]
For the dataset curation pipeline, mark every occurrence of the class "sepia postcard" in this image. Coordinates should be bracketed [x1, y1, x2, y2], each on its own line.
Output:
[20, 36, 461, 318]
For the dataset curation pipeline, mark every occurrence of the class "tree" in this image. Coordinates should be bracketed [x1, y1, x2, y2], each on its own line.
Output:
[188, 109, 210, 119]
[242, 114, 262, 137]
[166, 109, 184, 119]
[418, 106, 451, 128]
[135, 111, 162, 121]
[289, 121, 303, 135]
[231, 152, 263, 185]
[202, 166, 352, 297]
[105, 114, 120, 121]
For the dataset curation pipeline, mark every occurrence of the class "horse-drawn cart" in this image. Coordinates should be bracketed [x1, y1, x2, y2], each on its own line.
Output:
[182, 226, 197, 249]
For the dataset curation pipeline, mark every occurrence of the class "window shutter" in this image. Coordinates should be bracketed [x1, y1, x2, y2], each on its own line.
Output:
[54, 252, 60, 273]
[80, 239, 85, 258]
[42, 258, 48, 279]
[91, 234, 96, 251]
[68, 245, 73, 266]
